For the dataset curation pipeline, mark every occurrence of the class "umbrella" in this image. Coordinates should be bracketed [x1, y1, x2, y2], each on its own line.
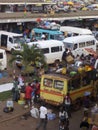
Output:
[36, 18, 42, 22]
[63, 2, 68, 5]
[67, 1, 74, 5]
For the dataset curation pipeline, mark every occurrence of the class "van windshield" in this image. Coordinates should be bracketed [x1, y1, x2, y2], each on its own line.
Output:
[13, 36, 25, 44]
[54, 34, 64, 41]
[63, 42, 74, 50]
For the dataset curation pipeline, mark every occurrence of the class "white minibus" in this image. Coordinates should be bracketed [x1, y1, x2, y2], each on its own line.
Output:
[0, 49, 7, 70]
[0, 31, 25, 52]
[63, 35, 98, 57]
[60, 26, 92, 37]
[27, 40, 65, 64]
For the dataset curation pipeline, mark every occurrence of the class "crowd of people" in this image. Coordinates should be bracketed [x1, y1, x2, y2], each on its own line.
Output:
[5, 67, 98, 130]
[12, 74, 40, 107]
[7, 41, 98, 130]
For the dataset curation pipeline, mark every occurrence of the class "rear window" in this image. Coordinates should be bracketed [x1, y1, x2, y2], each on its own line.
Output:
[43, 78, 53, 88]
[54, 80, 64, 90]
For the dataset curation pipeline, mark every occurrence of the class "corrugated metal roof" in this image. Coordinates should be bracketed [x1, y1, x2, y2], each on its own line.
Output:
[0, 0, 54, 4]
[0, 0, 43, 2]
[0, 11, 97, 23]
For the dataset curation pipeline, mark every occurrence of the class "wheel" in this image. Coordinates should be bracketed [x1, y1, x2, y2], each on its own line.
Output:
[72, 98, 82, 111]
[11, 49, 15, 54]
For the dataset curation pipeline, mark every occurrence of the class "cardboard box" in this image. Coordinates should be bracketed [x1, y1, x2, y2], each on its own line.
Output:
[20, 93, 25, 100]
[66, 55, 74, 64]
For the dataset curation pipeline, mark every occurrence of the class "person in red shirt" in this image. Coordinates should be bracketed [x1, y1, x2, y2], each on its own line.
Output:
[25, 83, 33, 107]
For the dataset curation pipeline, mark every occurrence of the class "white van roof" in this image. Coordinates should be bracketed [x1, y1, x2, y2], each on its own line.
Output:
[27, 40, 64, 48]
[60, 26, 92, 35]
[63, 35, 96, 44]
[0, 31, 23, 37]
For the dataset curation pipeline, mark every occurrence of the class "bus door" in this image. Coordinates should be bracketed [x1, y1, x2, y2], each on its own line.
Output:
[1, 34, 7, 47]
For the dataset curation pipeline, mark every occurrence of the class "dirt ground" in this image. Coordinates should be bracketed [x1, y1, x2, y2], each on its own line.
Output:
[0, 100, 84, 130]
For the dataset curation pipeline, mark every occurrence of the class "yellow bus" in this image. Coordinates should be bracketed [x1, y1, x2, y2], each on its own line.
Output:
[40, 70, 98, 109]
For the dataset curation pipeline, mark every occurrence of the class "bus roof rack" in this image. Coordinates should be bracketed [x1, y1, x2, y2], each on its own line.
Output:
[37, 24, 60, 30]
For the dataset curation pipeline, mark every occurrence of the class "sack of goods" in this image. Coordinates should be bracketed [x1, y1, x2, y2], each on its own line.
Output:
[3, 100, 14, 113]
[30, 106, 39, 118]
[20, 93, 25, 100]
[47, 113, 56, 120]
[61, 67, 67, 75]
[3, 107, 14, 113]
[6, 100, 13, 108]
[66, 54, 74, 64]
[70, 71, 77, 77]
[18, 100, 25, 105]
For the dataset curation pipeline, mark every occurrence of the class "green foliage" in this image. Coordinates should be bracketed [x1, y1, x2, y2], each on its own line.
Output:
[0, 91, 12, 101]
[9, 44, 48, 75]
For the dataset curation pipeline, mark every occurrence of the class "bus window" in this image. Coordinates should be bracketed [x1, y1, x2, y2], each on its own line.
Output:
[59, 46, 62, 51]
[55, 34, 64, 41]
[43, 78, 53, 88]
[73, 44, 78, 50]
[54, 80, 64, 90]
[86, 40, 95, 46]
[73, 33, 78, 36]
[9, 37, 13, 43]
[68, 77, 81, 90]
[1, 34, 7, 47]
[81, 71, 92, 86]
[0, 53, 3, 59]
[44, 33, 49, 40]
[51, 46, 59, 53]
[35, 32, 41, 38]
[79, 42, 85, 48]
[50, 35, 54, 39]
[64, 42, 73, 50]
[41, 48, 49, 54]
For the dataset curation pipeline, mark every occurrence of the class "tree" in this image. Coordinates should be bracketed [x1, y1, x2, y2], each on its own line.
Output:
[9, 44, 47, 79]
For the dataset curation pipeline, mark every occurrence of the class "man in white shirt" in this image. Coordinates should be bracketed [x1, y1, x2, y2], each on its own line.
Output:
[36, 102, 48, 130]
